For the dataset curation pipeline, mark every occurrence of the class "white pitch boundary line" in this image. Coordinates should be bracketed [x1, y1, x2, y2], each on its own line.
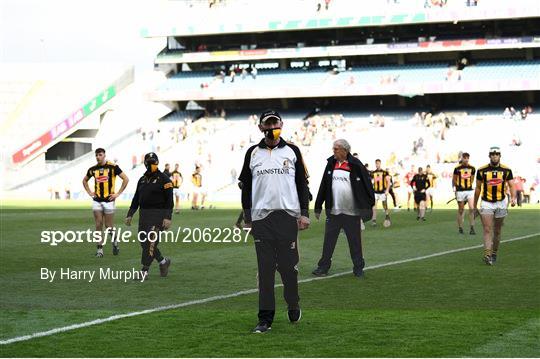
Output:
[1, 232, 538, 346]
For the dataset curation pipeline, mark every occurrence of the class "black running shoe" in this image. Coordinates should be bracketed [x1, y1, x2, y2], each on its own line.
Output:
[469, 227, 476, 235]
[354, 269, 365, 278]
[112, 245, 119, 256]
[491, 254, 497, 263]
[253, 321, 271, 333]
[312, 267, 328, 277]
[459, 227, 464, 234]
[287, 308, 302, 323]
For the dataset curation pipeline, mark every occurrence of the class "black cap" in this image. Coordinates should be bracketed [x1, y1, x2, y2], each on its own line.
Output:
[259, 109, 282, 124]
[144, 152, 159, 165]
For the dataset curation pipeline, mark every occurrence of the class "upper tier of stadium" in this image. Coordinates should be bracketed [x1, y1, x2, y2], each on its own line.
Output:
[141, 0, 540, 37]
[156, 36, 540, 64]
[150, 60, 540, 101]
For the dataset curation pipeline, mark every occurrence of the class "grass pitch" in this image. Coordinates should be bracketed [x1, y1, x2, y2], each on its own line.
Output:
[0, 201, 539, 357]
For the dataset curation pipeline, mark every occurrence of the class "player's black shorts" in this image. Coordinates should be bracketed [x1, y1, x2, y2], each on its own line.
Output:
[414, 192, 426, 204]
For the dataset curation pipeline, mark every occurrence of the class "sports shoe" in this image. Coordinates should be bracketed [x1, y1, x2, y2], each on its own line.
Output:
[469, 227, 476, 235]
[416, 216, 420, 221]
[371, 220, 377, 227]
[287, 308, 302, 323]
[422, 217, 426, 222]
[159, 258, 171, 277]
[483, 255, 493, 266]
[354, 269, 365, 278]
[96, 249, 104, 257]
[253, 321, 271, 333]
[458, 227, 464, 234]
[312, 267, 328, 277]
[491, 254, 497, 263]
[112, 244, 119, 256]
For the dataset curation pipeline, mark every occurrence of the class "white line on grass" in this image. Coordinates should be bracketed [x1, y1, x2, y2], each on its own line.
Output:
[1, 232, 538, 345]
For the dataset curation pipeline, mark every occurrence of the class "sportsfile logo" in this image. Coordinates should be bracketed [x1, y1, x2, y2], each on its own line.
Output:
[40, 227, 251, 246]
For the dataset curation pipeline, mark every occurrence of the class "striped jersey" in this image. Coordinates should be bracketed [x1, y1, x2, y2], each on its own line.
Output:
[476, 164, 513, 202]
[86, 162, 123, 202]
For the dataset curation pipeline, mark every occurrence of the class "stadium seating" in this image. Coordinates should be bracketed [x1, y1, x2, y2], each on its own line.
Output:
[156, 61, 540, 93]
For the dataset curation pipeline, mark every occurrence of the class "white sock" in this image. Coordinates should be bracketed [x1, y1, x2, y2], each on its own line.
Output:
[160, 258, 167, 265]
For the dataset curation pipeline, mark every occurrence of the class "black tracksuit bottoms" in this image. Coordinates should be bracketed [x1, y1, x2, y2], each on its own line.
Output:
[252, 210, 299, 324]
[317, 214, 365, 274]
[138, 220, 165, 270]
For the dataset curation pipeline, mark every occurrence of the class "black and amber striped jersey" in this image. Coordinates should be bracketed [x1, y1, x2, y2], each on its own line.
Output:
[453, 164, 476, 191]
[171, 170, 183, 189]
[371, 169, 389, 193]
[192, 172, 202, 188]
[476, 164, 513, 202]
[426, 172, 438, 188]
[86, 162, 123, 202]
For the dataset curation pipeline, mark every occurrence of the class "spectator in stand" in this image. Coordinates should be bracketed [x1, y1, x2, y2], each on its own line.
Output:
[503, 107, 511, 119]
[520, 109, 528, 120]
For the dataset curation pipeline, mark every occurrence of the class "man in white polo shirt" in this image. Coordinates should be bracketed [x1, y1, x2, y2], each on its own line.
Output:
[313, 139, 375, 278]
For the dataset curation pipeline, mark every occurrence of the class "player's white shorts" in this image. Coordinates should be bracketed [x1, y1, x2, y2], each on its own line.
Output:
[407, 187, 414, 194]
[456, 190, 474, 202]
[193, 187, 207, 196]
[426, 188, 435, 197]
[375, 193, 387, 202]
[92, 200, 115, 214]
[173, 188, 182, 198]
[480, 198, 508, 218]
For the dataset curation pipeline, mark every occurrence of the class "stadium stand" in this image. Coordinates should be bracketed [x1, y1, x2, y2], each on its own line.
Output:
[3, 0, 539, 205]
